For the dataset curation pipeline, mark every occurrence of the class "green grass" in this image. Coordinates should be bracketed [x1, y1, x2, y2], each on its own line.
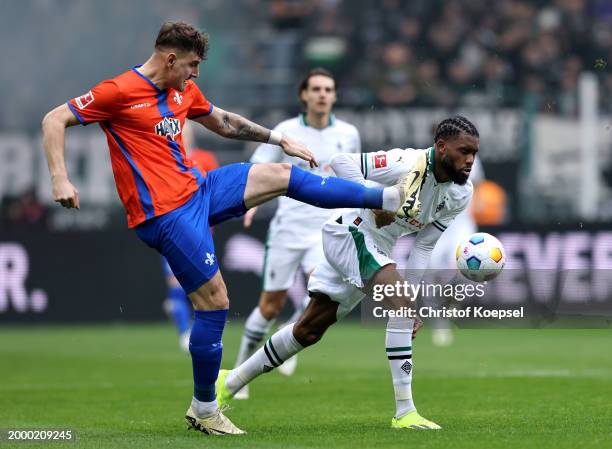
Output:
[0, 322, 611, 448]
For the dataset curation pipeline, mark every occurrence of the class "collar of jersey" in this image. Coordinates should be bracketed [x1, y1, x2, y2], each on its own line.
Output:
[132, 65, 164, 93]
[300, 113, 335, 129]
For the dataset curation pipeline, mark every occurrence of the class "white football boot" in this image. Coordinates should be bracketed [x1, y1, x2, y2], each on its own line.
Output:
[185, 406, 245, 435]
[277, 354, 298, 376]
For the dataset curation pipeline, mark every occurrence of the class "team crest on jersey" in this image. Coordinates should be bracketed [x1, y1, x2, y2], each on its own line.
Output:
[374, 154, 387, 168]
[75, 90, 94, 109]
[154, 117, 181, 140]
[173, 92, 183, 105]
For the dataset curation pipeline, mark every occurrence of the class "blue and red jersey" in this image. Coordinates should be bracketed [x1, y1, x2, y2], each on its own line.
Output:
[68, 67, 213, 227]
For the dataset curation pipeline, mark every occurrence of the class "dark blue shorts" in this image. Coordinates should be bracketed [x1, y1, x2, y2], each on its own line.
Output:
[136, 163, 252, 293]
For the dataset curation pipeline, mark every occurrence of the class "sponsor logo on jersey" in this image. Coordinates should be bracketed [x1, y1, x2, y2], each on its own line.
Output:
[436, 200, 446, 212]
[353, 217, 362, 226]
[374, 154, 387, 168]
[130, 102, 151, 109]
[75, 91, 94, 109]
[154, 117, 182, 140]
[173, 92, 183, 105]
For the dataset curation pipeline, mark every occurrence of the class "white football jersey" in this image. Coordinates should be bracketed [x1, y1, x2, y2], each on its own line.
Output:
[251, 114, 361, 249]
[339, 147, 473, 253]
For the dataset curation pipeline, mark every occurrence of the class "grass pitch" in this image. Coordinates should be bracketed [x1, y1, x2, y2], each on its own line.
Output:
[0, 322, 610, 449]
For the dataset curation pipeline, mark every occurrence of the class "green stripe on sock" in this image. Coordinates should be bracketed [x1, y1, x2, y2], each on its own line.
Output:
[348, 226, 381, 281]
[386, 346, 412, 352]
[267, 338, 283, 365]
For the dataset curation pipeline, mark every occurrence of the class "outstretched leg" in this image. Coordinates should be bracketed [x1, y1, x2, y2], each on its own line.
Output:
[219, 293, 338, 404]
[243, 163, 402, 212]
[234, 290, 288, 370]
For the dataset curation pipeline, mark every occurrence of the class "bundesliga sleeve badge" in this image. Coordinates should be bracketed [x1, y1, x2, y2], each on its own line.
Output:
[374, 154, 387, 168]
[75, 91, 95, 109]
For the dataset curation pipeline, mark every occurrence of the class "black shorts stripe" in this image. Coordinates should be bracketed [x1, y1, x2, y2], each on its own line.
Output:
[263, 343, 280, 367]
[387, 354, 412, 360]
[267, 339, 284, 365]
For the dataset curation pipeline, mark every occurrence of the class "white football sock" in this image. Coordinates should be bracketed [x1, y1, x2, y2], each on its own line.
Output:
[191, 397, 218, 418]
[234, 306, 275, 368]
[382, 187, 401, 212]
[226, 323, 303, 394]
[386, 317, 416, 418]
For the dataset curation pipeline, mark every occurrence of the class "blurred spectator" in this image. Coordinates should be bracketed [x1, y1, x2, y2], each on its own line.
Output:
[269, 0, 314, 30]
[372, 42, 417, 106]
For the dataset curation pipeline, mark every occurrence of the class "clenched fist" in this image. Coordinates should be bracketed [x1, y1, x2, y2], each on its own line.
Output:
[52, 175, 80, 209]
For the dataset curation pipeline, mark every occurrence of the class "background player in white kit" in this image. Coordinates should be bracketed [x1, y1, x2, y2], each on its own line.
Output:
[235, 68, 361, 397]
[217, 116, 480, 430]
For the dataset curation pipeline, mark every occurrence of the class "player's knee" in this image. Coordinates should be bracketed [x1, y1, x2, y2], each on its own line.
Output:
[274, 162, 292, 189]
[278, 162, 292, 173]
[259, 301, 282, 320]
[293, 321, 324, 347]
[207, 293, 229, 310]
[259, 292, 287, 319]
[189, 274, 229, 310]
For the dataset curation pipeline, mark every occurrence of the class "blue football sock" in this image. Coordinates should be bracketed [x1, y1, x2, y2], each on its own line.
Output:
[287, 166, 383, 209]
[190, 309, 228, 402]
[168, 286, 192, 335]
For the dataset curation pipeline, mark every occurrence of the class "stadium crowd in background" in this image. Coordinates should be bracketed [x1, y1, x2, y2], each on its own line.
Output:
[265, 0, 611, 114]
[2, 0, 611, 130]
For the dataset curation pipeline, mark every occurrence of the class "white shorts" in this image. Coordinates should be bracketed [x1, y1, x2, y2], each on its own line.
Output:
[263, 241, 325, 291]
[307, 214, 395, 320]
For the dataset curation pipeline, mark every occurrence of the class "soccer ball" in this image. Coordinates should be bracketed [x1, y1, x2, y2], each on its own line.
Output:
[456, 232, 506, 282]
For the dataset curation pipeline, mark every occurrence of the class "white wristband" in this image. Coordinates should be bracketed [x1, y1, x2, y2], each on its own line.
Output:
[267, 130, 282, 146]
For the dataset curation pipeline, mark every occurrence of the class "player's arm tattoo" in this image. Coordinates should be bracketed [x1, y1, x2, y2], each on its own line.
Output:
[220, 111, 271, 142]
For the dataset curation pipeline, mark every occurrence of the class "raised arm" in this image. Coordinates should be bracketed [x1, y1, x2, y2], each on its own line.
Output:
[330, 153, 365, 183]
[41, 103, 81, 209]
[192, 106, 318, 167]
[332, 148, 416, 186]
